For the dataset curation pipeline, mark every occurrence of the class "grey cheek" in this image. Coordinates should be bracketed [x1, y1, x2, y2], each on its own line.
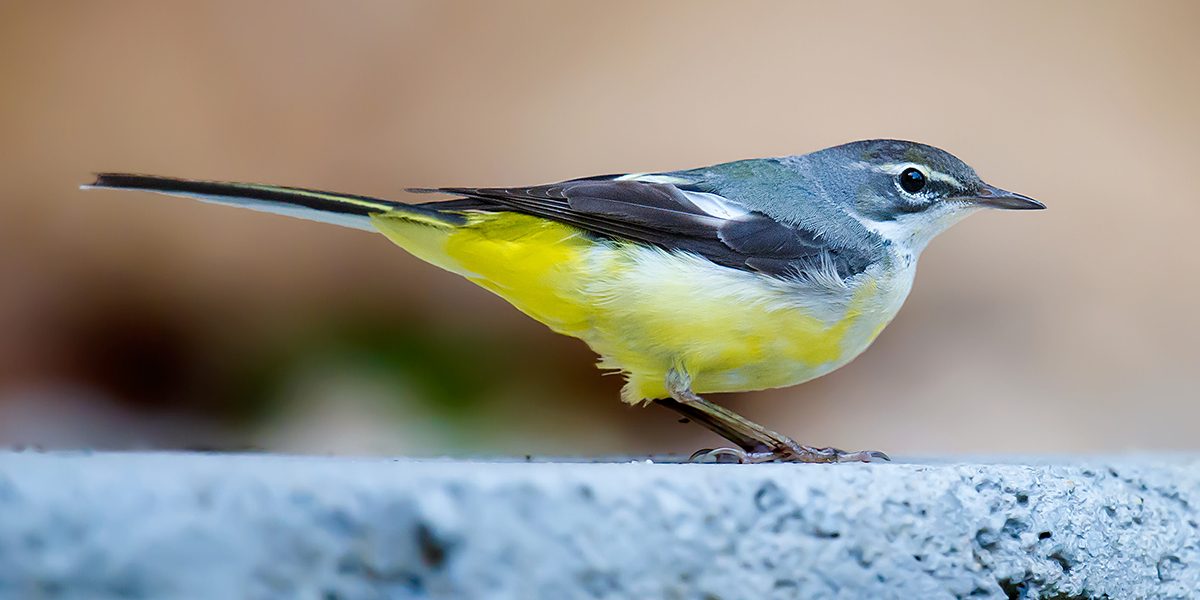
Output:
[854, 188, 900, 221]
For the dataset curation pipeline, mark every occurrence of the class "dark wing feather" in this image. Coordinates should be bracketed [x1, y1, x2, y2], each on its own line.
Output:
[411, 179, 862, 279]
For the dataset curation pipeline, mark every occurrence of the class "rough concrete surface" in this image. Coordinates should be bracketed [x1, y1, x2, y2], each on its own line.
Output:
[0, 452, 1197, 600]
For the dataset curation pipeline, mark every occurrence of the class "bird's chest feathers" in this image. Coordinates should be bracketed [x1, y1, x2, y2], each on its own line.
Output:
[586, 246, 916, 396]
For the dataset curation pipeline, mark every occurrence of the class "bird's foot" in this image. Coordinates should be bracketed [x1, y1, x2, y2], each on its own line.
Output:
[688, 441, 889, 464]
[659, 370, 889, 464]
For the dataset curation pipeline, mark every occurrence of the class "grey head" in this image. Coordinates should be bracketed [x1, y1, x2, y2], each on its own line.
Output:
[789, 139, 1043, 253]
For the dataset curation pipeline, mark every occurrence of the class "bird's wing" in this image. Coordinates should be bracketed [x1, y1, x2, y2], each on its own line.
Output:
[411, 175, 862, 280]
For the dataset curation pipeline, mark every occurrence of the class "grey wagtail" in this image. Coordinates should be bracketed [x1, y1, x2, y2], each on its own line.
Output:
[85, 139, 1043, 463]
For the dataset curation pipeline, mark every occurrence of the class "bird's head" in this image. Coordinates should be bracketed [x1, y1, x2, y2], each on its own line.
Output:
[809, 139, 1043, 253]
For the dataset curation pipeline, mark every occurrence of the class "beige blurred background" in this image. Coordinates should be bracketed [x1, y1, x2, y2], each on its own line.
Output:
[0, 1, 1197, 458]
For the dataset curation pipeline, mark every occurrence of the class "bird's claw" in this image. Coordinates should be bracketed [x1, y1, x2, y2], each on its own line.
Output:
[688, 444, 889, 464]
[688, 447, 749, 463]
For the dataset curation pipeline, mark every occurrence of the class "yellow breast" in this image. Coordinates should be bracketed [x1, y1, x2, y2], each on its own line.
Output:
[372, 211, 909, 403]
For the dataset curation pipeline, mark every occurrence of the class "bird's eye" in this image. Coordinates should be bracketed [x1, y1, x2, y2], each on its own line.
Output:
[899, 168, 926, 194]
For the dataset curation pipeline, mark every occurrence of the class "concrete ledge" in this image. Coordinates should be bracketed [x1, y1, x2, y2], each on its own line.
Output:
[0, 452, 1197, 599]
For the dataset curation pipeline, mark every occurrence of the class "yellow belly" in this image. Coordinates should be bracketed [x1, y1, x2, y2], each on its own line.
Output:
[372, 210, 900, 403]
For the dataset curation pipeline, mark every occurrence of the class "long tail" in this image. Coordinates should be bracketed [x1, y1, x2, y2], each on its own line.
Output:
[83, 174, 462, 231]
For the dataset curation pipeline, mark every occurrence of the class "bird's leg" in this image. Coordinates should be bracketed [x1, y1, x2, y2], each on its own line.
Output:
[657, 368, 888, 464]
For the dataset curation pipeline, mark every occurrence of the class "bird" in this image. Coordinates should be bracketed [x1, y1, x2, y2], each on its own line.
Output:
[84, 139, 1043, 463]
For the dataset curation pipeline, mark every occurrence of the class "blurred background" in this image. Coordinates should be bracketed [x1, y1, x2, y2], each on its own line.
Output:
[1, 1, 1197, 458]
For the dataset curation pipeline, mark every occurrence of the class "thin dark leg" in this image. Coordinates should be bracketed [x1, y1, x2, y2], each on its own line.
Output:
[654, 397, 777, 454]
[656, 369, 889, 464]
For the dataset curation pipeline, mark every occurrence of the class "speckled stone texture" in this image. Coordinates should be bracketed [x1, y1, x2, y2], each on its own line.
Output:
[0, 452, 1196, 600]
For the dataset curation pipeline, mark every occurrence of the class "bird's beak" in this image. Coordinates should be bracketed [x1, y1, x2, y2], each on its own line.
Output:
[957, 184, 1045, 210]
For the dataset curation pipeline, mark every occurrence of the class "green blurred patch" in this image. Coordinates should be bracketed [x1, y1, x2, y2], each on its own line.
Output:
[227, 315, 511, 427]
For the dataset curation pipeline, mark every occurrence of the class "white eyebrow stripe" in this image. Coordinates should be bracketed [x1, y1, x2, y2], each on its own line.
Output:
[849, 160, 969, 188]
[930, 172, 961, 186]
[859, 162, 965, 188]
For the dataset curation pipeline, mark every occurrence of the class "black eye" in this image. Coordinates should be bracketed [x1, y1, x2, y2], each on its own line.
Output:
[899, 168, 926, 194]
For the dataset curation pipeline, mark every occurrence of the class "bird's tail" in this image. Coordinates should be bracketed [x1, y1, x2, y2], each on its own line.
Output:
[83, 173, 594, 339]
[83, 174, 463, 231]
